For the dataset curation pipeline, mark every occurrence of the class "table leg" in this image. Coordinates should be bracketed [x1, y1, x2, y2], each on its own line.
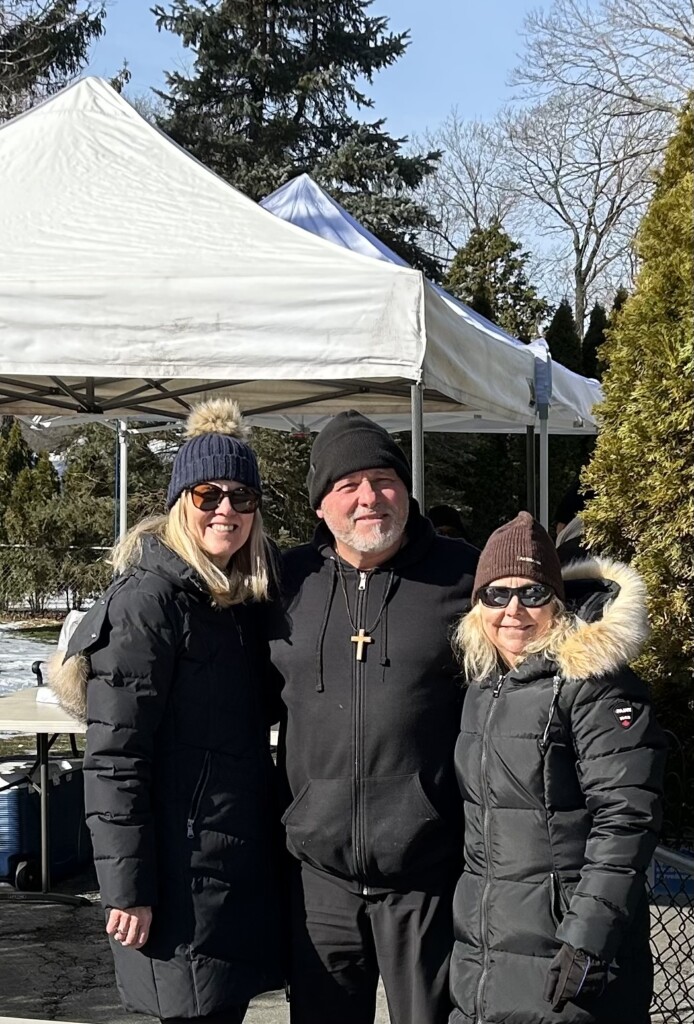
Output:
[0, 732, 90, 907]
[37, 731, 50, 892]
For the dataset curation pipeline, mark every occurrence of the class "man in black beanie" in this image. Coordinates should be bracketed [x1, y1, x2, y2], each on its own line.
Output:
[269, 410, 479, 1024]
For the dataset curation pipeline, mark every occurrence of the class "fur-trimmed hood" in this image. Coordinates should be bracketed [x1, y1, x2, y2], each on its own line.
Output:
[550, 556, 649, 681]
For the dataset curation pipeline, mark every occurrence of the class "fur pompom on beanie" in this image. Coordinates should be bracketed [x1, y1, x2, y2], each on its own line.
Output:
[166, 398, 261, 509]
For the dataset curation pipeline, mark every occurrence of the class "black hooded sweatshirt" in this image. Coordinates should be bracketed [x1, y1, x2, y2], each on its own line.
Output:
[269, 502, 479, 893]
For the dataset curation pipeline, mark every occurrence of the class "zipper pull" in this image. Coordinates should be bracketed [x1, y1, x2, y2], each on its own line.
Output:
[492, 676, 504, 698]
[186, 819, 195, 839]
[359, 572, 367, 590]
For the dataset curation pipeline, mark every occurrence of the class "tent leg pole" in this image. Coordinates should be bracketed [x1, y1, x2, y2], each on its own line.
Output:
[118, 420, 128, 540]
[538, 409, 549, 529]
[525, 426, 536, 517]
[410, 382, 425, 509]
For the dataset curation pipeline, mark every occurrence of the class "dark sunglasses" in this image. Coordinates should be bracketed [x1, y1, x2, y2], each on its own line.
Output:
[478, 583, 554, 608]
[189, 484, 261, 514]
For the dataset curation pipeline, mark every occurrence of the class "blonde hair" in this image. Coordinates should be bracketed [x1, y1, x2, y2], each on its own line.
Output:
[452, 597, 577, 682]
[110, 493, 273, 607]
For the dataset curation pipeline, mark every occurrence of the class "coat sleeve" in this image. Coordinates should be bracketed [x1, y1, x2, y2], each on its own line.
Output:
[83, 583, 180, 911]
[555, 669, 667, 962]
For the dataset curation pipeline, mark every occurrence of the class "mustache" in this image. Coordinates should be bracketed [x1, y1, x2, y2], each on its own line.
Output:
[351, 508, 390, 522]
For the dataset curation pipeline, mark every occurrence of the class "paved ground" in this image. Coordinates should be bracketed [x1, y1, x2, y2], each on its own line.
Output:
[0, 871, 391, 1024]
[1, 871, 691, 1023]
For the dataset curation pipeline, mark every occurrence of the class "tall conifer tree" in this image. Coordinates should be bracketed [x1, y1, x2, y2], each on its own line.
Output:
[152, 0, 440, 274]
[445, 222, 548, 342]
[582, 301, 608, 380]
[544, 298, 582, 373]
[583, 102, 694, 738]
[0, 1, 106, 119]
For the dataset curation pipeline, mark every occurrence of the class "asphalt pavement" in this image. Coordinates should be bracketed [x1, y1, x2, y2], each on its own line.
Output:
[0, 872, 390, 1024]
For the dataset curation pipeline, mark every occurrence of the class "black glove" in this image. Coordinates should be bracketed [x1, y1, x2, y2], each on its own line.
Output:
[543, 943, 608, 1011]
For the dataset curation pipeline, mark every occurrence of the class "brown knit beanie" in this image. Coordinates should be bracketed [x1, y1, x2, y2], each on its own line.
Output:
[473, 511, 565, 601]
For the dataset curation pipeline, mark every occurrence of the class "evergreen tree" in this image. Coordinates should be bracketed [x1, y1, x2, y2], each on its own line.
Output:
[3, 452, 62, 612]
[0, 0, 106, 120]
[0, 417, 35, 478]
[152, 0, 441, 276]
[251, 428, 314, 546]
[544, 299, 582, 373]
[542, 300, 587, 517]
[582, 301, 608, 380]
[610, 286, 630, 316]
[445, 222, 549, 342]
[583, 102, 694, 755]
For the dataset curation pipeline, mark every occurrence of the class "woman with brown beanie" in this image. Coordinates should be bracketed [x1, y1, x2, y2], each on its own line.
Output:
[52, 398, 282, 1024]
[448, 511, 666, 1024]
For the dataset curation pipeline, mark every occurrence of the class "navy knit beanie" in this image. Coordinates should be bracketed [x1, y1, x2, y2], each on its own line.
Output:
[307, 410, 412, 510]
[166, 398, 261, 510]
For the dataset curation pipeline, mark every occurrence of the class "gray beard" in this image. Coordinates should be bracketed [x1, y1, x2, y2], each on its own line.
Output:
[323, 509, 407, 555]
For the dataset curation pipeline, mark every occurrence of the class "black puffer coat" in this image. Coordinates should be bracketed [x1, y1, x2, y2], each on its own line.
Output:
[68, 536, 282, 1019]
[450, 557, 667, 1024]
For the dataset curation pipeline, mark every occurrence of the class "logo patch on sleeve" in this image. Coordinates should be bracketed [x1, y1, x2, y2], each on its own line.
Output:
[613, 704, 634, 728]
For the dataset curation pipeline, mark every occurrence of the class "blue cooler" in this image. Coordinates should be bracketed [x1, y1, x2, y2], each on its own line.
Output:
[0, 757, 92, 890]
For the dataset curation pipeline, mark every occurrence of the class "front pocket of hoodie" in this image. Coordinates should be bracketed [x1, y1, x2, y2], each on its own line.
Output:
[362, 773, 453, 880]
[282, 778, 354, 879]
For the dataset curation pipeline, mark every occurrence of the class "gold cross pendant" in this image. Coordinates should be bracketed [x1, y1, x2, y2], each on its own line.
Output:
[351, 628, 373, 661]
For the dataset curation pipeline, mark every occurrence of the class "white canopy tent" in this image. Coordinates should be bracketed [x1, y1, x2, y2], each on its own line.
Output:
[0, 77, 599, 526]
[261, 174, 602, 522]
[260, 173, 602, 436]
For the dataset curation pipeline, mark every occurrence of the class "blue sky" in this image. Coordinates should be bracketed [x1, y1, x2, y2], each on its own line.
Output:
[87, 0, 541, 138]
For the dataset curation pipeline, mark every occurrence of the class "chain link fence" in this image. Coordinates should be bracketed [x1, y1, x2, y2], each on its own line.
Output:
[0, 545, 692, 1018]
[650, 845, 694, 1022]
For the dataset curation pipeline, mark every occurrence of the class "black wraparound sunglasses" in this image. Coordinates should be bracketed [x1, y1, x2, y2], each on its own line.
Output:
[189, 484, 261, 514]
[478, 583, 554, 608]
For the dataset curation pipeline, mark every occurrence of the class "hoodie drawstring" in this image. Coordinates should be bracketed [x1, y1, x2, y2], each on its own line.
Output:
[315, 561, 338, 692]
[379, 570, 395, 666]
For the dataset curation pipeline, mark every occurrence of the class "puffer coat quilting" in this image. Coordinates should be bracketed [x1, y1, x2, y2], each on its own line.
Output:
[68, 536, 282, 1018]
[450, 558, 667, 1024]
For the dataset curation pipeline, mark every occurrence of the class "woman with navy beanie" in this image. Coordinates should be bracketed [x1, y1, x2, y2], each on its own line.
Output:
[52, 398, 282, 1023]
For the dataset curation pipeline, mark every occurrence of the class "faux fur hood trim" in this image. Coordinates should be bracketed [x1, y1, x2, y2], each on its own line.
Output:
[554, 556, 650, 681]
[46, 647, 89, 723]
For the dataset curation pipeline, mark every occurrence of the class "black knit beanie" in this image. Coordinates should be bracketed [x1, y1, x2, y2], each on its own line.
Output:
[167, 398, 261, 509]
[307, 410, 412, 509]
[473, 511, 565, 601]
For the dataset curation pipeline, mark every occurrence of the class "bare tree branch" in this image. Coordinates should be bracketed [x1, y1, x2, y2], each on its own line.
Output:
[412, 111, 520, 266]
[500, 91, 664, 331]
[512, 0, 694, 117]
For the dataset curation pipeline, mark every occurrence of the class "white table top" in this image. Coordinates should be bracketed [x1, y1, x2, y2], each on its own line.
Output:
[0, 1019, 86, 1024]
[0, 686, 85, 735]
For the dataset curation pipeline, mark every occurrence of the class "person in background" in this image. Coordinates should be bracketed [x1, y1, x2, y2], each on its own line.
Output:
[553, 479, 594, 565]
[449, 511, 666, 1024]
[427, 503, 475, 545]
[52, 399, 282, 1024]
[270, 410, 479, 1024]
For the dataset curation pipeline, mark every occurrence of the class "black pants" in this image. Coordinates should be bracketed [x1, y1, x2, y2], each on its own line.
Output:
[289, 863, 455, 1024]
[161, 1008, 248, 1024]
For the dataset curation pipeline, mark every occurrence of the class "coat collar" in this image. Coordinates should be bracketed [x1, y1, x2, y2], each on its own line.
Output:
[553, 556, 649, 680]
[502, 557, 649, 685]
